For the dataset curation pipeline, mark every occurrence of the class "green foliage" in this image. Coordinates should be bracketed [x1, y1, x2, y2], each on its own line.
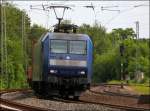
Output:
[93, 52, 117, 82]
[112, 28, 136, 40]
[79, 23, 112, 55]
[0, 4, 47, 89]
[28, 24, 47, 41]
[108, 80, 149, 94]
[27, 24, 47, 64]
[79, 23, 149, 84]
[0, 4, 30, 89]
[0, 3, 47, 89]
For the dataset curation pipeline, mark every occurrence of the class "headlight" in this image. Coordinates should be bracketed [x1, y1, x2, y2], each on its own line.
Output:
[80, 71, 85, 75]
[50, 70, 57, 74]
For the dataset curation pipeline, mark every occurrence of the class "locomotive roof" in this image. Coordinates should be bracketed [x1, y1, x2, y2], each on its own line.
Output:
[53, 32, 87, 37]
[42, 32, 91, 42]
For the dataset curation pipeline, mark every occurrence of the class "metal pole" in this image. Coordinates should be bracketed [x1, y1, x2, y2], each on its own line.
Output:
[121, 61, 123, 88]
[22, 10, 28, 79]
[120, 33, 125, 88]
[136, 21, 139, 39]
[1, 0, 8, 88]
[22, 11, 27, 74]
[120, 43, 124, 88]
[3, 1, 8, 88]
[24, 11, 27, 76]
[135, 21, 139, 73]
[22, 11, 24, 56]
[0, 0, 4, 75]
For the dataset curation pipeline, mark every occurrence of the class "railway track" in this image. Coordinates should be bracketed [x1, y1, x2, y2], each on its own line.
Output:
[0, 89, 121, 111]
[0, 98, 53, 111]
[0, 89, 56, 111]
[86, 84, 150, 111]
[0, 85, 149, 111]
[86, 89, 149, 111]
[40, 88, 149, 111]
[33, 84, 150, 111]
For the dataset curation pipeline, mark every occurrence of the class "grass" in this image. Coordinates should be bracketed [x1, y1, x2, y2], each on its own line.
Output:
[108, 80, 150, 95]
[108, 80, 126, 84]
[130, 85, 150, 95]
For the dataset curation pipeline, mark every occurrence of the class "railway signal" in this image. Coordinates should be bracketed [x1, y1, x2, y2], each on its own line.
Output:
[120, 36, 126, 88]
[120, 43, 125, 56]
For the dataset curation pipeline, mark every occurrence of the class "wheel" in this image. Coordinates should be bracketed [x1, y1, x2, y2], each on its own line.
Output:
[32, 82, 47, 98]
[87, 84, 90, 89]
[64, 95, 69, 99]
[73, 96, 79, 100]
[60, 93, 69, 99]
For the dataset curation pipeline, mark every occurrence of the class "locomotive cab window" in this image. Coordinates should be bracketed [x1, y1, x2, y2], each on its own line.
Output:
[69, 40, 87, 55]
[50, 40, 67, 53]
[50, 39, 87, 54]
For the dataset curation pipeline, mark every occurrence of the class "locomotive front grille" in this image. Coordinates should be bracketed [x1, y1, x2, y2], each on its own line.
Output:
[49, 68, 87, 76]
[48, 75, 88, 85]
[49, 59, 87, 67]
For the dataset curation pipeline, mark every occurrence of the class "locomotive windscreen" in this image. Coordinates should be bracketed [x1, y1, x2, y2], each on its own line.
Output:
[69, 41, 86, 54]
[50, 40, 67, 53]
[50, 40, 87, 54]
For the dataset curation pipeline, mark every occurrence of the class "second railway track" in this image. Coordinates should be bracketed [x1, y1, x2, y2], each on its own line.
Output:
[84, 89, 149, 111]
[0, 85, 149, 111]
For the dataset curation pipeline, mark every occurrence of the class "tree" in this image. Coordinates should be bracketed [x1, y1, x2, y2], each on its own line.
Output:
[112, 28, 136, 40]
[28, 24, 47, 41]
[0, 3, 30, 89]
[79, 23, 117, 82]
[79, 24, 149, 83]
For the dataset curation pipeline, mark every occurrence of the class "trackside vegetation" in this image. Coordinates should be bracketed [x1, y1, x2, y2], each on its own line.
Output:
[108, 80, 149, 94]
[0, 3, 149, 94]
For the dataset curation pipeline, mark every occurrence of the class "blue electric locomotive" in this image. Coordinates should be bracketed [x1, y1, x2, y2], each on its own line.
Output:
[30, 25, 93, 99]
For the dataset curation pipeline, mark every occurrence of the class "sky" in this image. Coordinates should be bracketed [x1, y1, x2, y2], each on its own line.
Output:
[10, 1, 149, 38]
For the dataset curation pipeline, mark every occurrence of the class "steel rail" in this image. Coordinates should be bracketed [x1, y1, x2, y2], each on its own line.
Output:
[1, 87, 149, 111]
[0, 98, 49, 111]
[0, 89, 31, 95]
[79, 99, 149, 111]
[46, 95, 149, 111]
[0, 89, 56, 111]
[91, 83, 149, 87]
[89, 89, 140, 98]
[86, 89, 150, 111]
